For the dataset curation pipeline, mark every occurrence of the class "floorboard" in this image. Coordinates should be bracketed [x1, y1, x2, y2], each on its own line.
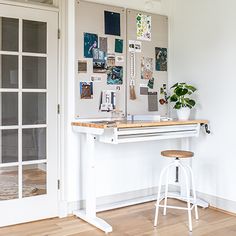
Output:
[0, 199, 236, 236]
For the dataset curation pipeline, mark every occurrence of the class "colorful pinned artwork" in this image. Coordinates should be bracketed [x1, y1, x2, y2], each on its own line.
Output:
[141, 57, 153, 80]
[107, 53, 116, 67]
[128, 40, 142, 53]
[147, 77, 154, 89]
[115, 39, 123, 53]
[93, 48, 107, 73]
[136, 13, 151, 41]
[104, 11, 121, 36]
[80, 82, 93, 99]
[78, 60, 87, 73]
[155, 47, 167, 71]
[148, 92, 158, 111]
[99, 37, 108, 52]
[107, 66, 123, 85]
[84, 33, 98, 58]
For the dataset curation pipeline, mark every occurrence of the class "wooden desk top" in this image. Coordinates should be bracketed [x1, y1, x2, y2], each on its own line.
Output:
[71, 119, 208, 129]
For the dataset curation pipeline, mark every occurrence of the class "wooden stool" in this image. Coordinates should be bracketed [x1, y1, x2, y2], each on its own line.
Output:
[154, 150, 199, 232]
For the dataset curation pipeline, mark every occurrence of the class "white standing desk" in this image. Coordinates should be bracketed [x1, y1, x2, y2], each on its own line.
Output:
[72, 119, 209, 233]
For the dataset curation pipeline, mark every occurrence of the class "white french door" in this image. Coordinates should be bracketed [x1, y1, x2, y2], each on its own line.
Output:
[0, 3, 58, 226]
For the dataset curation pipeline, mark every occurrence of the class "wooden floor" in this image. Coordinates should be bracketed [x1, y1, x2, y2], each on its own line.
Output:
[1, 200, 236, 236]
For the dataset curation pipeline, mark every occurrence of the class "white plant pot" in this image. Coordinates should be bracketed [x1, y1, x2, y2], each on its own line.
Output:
[177, 107, 191, 121]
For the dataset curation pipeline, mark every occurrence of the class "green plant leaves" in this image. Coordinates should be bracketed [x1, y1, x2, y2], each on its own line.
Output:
[185, 85, 197, 92]
[170, 94, 178, 102]
[174, 102, 181, 109]
[174, 87, 188, 96]
[170, 83, 178, 89]
[185, 98, 195, 107]
[169, 82, 196, 109]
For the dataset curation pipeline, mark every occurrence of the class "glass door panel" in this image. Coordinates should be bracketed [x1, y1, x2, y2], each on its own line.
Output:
[0, 92, 18, 126]
[0, 55, 18, 88]
[22, 93, 46, 125]
[22, 128, 46, 161]
[0, 166, 18, 200]
[22, 56, 46, 89]
[0, 17, 19, 52]
[23, 20, 47, 53]
[22, 163, 47, 198]
[0, 129, 18, 164]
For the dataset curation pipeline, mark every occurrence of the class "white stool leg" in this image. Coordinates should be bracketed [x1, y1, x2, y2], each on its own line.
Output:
[179, 162, 192, 232]
[185, 164, 199, 220]
[163, 167, 170, 216]
[154, 162, 174, 227]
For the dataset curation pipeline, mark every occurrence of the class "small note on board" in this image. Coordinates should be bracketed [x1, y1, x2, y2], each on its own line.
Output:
[148, 92, 158, 111]
[140, 84, 148, 95]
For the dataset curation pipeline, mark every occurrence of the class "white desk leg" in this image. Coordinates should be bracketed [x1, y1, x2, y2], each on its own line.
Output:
[173, 138, 209, 208]
[74, 133, 113, 233]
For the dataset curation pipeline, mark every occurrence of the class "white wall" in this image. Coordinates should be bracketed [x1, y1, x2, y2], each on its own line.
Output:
[169, 0, 236, 203]
[65, 0, 174, 204]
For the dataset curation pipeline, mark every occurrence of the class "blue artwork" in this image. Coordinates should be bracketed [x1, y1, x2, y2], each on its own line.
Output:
[107, 66, 123, 85]
[104, 11, 121, 36]
[84, 32, 98, 58]
[155, 47, 167, 71]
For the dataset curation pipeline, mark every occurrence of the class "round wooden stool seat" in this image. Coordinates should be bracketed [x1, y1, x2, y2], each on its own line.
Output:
[161, 150, 194, 158]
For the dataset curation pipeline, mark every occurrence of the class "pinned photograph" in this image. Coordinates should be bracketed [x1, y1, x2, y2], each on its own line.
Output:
[93, 48, 107, 73]
[107, 53, 116, 67]
[104, 11, 121, 36]
[115, 55, 124, 63]
[135, 41, 142, 52]
[136, 13, 151, 41]
[115, 39, 123, 53]
[107, 66, 123, 85]
[128, 40, 142, 53]
[147, 77, 154, 89]
[141, 57, 153, 80]
[84, 33, 98, 58]
[140, 84, 148, 95]
[155, 47, 168, 71]
[91, 76, 102, 82]
[80, 82, 93, 99]
[78, 60, 87, 73]
[148, 92, 158, 111]
[99, 37, 108, 52]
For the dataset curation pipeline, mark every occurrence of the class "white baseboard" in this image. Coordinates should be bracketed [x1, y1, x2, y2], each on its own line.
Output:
[196, 191, 236, 214]
[66, 186, 236, 216]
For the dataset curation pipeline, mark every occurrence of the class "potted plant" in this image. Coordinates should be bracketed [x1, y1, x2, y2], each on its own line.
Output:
[168, 82, 197, 120]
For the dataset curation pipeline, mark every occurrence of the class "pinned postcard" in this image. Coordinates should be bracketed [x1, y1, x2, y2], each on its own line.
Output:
[84, 33, 98, 58]
[147, 77, 154, 89]
[128, 40, 142, 53]
[115, 39, 123, 53]
[93, 48, 107, 73]
[91, 76, 102, 82]
[107, 66, 123, 85]
[80, 82, 93, 99]
[115, 55, 124, 63]
[78, 60, 87, 73]
[140, 84, 148, 95]
[104, 11, 121, 36]
[148, 92, 158, 111]
[155, 47, 168, 71]
[99, 37, 108, 52]
[107, 53, 116, 67]
[141, 57, 153, 80]
[136, 13, 151, 41]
